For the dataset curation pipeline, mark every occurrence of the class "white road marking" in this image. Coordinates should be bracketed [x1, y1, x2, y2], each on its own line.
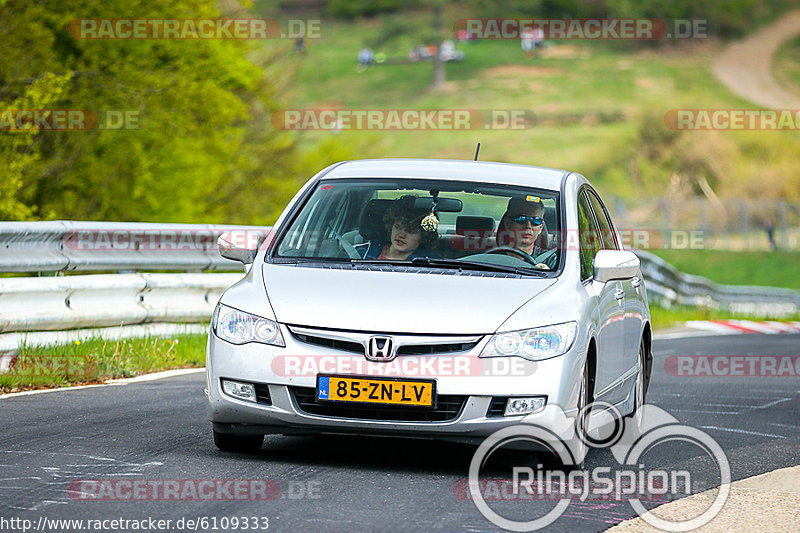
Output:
[0, 368, 205, 399]
[700, 425, 786, 439]
[749, 398, 791, 410]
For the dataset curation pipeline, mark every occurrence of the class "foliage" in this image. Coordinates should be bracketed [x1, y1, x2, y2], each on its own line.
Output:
[592, 111, 800, 202]
[773, 35, 800, 96]
[327, 0, 410, 19]
[0, 0, 352, 224]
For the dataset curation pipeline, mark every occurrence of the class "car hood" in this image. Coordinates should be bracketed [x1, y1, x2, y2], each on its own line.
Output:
[262, 263, 556, 334]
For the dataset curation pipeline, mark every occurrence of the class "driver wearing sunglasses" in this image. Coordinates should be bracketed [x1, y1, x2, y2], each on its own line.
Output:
[496, 196, 554, 269]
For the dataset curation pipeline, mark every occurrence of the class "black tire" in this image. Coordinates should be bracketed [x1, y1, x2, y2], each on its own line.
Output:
[213, 431, 264, 453]
[570, 363, 589, 470]
[623, 340, 647, 437]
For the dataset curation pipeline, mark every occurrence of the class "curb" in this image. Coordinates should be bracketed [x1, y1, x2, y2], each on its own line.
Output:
[0, 367, 205, 399]
[605, 465, 800, 532]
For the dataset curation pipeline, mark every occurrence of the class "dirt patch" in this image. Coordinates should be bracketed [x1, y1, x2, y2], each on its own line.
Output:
[539, 44, 591, 59]
[713, 9, 800, 108]
[482, 64, 562, 78]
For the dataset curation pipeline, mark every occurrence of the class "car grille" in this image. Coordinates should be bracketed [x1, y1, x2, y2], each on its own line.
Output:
[396, 341, 479, 355]
[290, 386, 467, 422]
[253, 383, 272, 406]
[291, 332, 364, 354]
[487, 397, 509, 417]
[288, 326, 482, 357]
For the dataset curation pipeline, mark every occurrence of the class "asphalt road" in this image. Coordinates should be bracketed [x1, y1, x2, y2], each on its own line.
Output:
[1, 334, 798, 532]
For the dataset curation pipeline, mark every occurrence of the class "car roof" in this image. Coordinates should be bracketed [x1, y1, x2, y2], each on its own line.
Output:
[321, 159, 569, 190]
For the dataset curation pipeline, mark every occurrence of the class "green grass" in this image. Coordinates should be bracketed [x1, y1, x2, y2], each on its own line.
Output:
[649, 303, 799, 330]
[773, 35, 800, 96]
[277, 10, 761, 176]
[648, 249, 800, 289]
[0, 333, 207, 393]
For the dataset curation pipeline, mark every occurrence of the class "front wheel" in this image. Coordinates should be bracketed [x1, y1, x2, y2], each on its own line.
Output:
[213, 431, 264, 453]
[623, 340, 647, 438]
[568, 364, 590, 470]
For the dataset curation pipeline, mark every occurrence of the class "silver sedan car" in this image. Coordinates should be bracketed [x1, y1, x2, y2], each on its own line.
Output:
[206, 159, 652, 454]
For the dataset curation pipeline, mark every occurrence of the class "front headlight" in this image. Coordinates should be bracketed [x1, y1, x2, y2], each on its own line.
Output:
[480, 322, 577, 361]
[211, 304, 285, 347]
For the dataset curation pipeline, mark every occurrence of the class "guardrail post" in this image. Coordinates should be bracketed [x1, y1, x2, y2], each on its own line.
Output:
[779, 202, 788, 250]
[739, 201, 749, 250]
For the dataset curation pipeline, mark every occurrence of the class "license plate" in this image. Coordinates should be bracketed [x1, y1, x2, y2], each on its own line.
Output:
[316, 375, 435, 407]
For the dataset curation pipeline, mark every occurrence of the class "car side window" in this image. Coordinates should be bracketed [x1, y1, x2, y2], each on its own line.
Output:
[577, 191, 602, 280]
[586, 191, 619, 250]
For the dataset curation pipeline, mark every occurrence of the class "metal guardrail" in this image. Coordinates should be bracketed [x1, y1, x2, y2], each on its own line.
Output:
[0, 272, 242, 333]
[635, 250, 799, 316]
[0, 272, 242, 364]
[0, 221, 270, 272]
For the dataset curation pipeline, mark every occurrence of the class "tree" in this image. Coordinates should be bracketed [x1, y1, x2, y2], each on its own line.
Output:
[0, 0, 331, 223]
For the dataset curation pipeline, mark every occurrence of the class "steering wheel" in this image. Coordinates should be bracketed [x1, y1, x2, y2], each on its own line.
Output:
[485, 246, 537, 264]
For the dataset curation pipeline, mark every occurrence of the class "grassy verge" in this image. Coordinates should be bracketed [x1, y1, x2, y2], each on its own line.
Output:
[773, 35, 800, 97]
[0, 333, 207, 394]
[647, 249, 800, 290]
[649, 304, 799, 330]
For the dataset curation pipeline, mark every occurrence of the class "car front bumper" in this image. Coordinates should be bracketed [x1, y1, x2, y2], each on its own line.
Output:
[206, 325, 587, 444]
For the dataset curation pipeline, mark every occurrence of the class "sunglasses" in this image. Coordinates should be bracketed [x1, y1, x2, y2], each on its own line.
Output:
[511, 215, 543, 226]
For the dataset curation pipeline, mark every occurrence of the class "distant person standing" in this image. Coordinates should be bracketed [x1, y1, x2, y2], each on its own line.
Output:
[521, 28, 535, 58]
[358, 48, 374, 66]
[533, 26, 544, 49]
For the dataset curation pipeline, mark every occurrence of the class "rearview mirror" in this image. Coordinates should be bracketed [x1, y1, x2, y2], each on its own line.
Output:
[217, 231, 260, 265]
[593, 250, 640, 282]
[413, 197, 463, 212]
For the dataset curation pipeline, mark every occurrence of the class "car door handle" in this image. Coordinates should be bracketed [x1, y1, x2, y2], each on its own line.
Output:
[614, 287, 624, 301]
[632, 276, 641, 288]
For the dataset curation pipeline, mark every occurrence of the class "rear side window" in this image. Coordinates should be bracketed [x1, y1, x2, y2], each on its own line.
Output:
[577, 192, 601, 280]
[586, 190, 619, 250]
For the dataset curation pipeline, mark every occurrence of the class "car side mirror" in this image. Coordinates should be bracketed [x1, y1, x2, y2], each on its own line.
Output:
[217, 231, 259, 265]
[593, 250, 640, 282]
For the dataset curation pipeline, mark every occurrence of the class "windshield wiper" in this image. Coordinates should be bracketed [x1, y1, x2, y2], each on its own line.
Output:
[274, 257, 351, 264]
[409, 257, 548, 276]
[349, 259, 412, 267]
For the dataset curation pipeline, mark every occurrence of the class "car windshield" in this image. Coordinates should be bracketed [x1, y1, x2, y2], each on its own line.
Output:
[274, 178, 561, 274]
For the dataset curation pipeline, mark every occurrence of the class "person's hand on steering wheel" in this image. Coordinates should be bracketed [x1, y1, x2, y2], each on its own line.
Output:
[486, 247, 550, 269]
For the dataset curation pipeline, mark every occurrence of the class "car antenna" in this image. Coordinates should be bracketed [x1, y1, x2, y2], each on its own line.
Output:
[474, 142, 481, 161]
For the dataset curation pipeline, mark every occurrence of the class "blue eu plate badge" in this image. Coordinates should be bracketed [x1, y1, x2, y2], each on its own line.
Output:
[318, 376, 329, 399]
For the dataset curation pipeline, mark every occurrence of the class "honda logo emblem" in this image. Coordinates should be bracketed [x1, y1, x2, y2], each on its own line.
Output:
[366, 336, 395, 362]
